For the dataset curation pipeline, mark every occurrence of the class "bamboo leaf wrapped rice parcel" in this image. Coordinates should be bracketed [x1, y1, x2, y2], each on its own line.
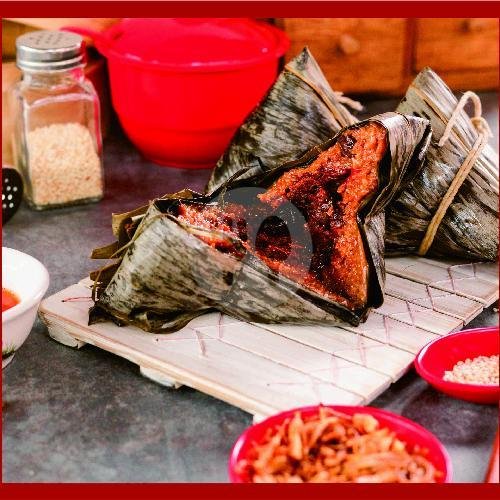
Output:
[206, 47, 360, 194]
[89, 113, 431, 333]
[385, 68, 499, 260]
[209, 53, 498, 262]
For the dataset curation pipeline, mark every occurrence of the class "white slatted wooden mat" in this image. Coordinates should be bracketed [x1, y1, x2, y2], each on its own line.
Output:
[38, 256, 498, 421]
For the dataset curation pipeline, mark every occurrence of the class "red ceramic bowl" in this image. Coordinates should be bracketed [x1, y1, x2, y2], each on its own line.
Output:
[65, 19, 289, 168]
[228, 405, 452, 483]
[415, 327, 499, 404]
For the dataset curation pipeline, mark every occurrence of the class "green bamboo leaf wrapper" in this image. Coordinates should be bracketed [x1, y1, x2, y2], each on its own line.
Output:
[89, 113, 431, 333]
[206, 47, 359, 193]
[385, 68, 499, 260]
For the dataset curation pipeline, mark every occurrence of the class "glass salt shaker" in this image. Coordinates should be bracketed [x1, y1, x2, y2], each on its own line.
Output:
[10, 30, 104, 210]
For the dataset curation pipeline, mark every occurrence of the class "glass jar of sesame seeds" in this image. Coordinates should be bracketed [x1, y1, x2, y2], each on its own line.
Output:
[10, 30, 103, 210]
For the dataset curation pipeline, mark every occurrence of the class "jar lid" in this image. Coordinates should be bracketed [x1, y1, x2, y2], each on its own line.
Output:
[16, 30, 86, 72]
[96, 18, 288, 71]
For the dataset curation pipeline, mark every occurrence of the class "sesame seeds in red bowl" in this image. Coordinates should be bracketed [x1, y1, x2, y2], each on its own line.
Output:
[415, 327, 499, 404]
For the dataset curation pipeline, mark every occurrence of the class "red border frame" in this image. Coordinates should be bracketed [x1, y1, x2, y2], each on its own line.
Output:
[1, 1, 500, 17]
[2, 2, 499, 498]
[2, 483, 500, 499]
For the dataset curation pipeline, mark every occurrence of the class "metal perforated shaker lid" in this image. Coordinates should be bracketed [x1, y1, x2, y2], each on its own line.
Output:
[16, 30, 85, 71]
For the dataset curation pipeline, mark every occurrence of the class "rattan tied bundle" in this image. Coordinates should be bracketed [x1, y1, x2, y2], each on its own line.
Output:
[385, 68, 498, 260]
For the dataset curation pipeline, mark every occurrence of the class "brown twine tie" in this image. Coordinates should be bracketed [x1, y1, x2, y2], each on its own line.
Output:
[417, 91, 493, 256]
[284, 65, 360, 127]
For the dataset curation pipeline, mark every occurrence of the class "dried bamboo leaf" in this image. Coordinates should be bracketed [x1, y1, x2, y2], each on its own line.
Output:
[90, 113, 431, 333]
[206, 48, 359, 193]
[91, 241, 121, 260]
[385, 68, 499, 260]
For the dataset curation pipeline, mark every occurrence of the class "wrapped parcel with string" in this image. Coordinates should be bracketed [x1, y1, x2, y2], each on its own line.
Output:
[206, 47, 361, 193]
[209, 51, 498, 262]
[89, 113, 431, 333]
[385, 68, 499, 260]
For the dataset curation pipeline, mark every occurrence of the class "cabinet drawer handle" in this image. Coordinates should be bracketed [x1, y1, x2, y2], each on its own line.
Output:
[462, 18, 487, 33]
[338, 34, 361, 56]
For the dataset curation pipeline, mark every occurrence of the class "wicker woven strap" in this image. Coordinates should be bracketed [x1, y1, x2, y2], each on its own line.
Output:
[417, 91, 493, 256]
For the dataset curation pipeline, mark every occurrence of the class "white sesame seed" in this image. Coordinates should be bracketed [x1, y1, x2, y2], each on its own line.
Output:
[443, 354, 499, 385]
[26, 123, 103, 207]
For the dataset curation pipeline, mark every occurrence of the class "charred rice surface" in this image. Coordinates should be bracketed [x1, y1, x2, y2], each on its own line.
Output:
[177, 123, 387, 310]
[176, 203, 248, 256]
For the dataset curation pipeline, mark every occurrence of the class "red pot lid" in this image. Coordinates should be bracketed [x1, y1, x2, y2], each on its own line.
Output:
[100, 18, 289, 71]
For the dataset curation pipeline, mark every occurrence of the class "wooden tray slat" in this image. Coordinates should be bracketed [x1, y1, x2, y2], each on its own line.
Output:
[386, 257, 498, 305]
[252, 323, 414, 381]
[40, 285, 363, 415]
[194, 320, 391, 401]
[38, 255, 497, 420]
[385, 274, 483, 323]
[419, 258, 499, 284]
[344, 313, 440, 354]
[375, 294, 463, 334]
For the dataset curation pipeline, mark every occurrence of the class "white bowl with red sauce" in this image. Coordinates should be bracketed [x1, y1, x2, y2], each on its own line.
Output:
[2, 247, 49, 368]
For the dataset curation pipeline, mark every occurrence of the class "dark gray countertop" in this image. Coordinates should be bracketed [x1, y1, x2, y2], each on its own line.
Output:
[3, 95, 498, 483]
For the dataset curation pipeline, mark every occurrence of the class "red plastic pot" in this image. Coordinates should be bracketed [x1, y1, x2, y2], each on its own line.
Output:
[415, 327, 499, 404]
[228, 405, 452, 483]
[65, 19, 289, 168]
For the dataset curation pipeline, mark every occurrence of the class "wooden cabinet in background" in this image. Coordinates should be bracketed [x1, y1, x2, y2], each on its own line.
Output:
[279, 18, 499, 95]
[2, 18, 121, 58]
[281, 18, 409, 95]
[414, 18, 499, 92]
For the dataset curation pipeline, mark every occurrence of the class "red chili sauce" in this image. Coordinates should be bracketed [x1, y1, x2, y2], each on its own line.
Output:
[2, 288, 20, 312]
